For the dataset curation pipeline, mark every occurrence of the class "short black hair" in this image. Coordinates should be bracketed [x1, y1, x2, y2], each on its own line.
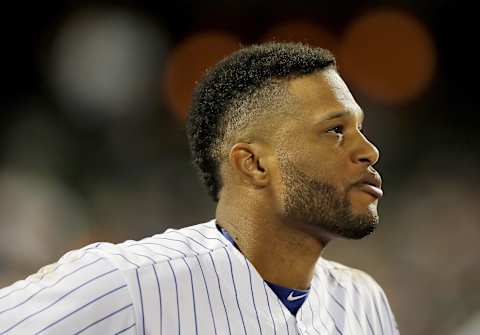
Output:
[187, 42, 336, 202]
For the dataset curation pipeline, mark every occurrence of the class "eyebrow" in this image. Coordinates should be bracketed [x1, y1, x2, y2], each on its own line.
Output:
[318, 109, 365, 123]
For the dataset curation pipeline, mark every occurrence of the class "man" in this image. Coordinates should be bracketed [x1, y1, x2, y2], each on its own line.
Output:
[0, 42, 399, 334]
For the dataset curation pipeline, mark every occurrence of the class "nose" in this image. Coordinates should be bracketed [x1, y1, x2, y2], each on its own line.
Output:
[351, 131, 380, 166]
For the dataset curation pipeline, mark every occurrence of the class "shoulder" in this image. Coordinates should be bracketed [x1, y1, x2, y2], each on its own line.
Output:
[0, 220, 224, 334]
[0, 248, 135, 334]
[66, 219, 225, 272]
[0, 219, 225, 299]
[316, 257, 400, 334]
[316, 257, 383, 292]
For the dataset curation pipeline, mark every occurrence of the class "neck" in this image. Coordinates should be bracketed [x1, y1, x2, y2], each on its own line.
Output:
[216, 192, 327, 290]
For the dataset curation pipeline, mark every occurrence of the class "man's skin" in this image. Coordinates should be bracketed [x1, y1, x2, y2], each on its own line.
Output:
[215, 68, 382, 290]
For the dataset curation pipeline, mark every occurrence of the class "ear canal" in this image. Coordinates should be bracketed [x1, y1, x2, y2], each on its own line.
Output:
[257, 158, 265, 172]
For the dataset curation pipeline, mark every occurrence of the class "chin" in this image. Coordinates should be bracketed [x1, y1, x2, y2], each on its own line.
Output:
[296, 212, 379, 242]
[351, 200, 378, 216]
[337, 209, 379, 240]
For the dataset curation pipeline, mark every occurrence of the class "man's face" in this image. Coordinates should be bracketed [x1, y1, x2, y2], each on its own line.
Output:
[271, 69, 382, 240]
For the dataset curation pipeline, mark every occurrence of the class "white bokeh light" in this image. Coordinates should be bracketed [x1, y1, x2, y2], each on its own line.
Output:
[49, 9, 168, 121]
[0, 172, 90, 271]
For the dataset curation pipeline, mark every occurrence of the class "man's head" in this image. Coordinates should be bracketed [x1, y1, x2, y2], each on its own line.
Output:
[187, 42, 382, 240]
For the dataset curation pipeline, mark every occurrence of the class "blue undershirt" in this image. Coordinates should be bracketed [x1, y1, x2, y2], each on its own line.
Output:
[216, 224, 309, 315]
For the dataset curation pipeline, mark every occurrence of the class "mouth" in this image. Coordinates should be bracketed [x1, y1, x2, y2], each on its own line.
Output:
[354, 183, 383, 199]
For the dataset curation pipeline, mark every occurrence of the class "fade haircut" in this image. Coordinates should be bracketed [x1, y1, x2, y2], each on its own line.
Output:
[187, 42, 336, 201]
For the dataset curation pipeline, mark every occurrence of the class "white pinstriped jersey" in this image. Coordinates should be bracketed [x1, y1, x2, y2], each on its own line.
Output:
[0, 219, 400, 334]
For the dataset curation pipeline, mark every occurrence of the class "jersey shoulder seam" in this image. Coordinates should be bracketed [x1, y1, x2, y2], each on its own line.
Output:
[82, 240, 231, 271]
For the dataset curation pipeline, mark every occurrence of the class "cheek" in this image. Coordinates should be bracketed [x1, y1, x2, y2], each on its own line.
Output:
[296, 146, 349, 179]
[267, 159, 289, 208]
[273, 142, 350, 192]
[317, 164, 349, 193]
[292, 155, 340, 181]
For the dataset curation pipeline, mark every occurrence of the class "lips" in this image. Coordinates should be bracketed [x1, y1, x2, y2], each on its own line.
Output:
[355, 183, 383, 199]
[353, 173, 383, 199]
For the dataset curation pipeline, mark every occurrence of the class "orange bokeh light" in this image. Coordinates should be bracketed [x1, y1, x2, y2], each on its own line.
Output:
[261, 20, 337, 54]
[338, 9, 436, 104]
[164, 31, 241, 120]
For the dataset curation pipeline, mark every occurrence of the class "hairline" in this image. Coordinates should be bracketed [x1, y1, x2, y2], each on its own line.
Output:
[215, 66, 337, 183]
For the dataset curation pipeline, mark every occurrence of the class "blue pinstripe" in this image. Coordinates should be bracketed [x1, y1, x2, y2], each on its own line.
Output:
[306, 299, 322, 335]
[262, 281, 277, 335]
[111, 254, 139, 268]
[135, 269, 145, 335]
[298, 308, 314, 335]
[0, 257, 106, 315]
[224, 249, 247, 335]
[34, 284, 127, 335]
[183, 227, 229, 246]
[115, 323, 136, 334]
[182, 259, 198, 335]
[152, 264, 163, 335]
[0, 268, 118, 335]
[194, 255, 218, 335]
[276, 295, 290, 335]
[327, 288, 364, 335]
[153, 237, 198, 253]
[137, 242, 187, 257]
[0, 251, 89, 301]
[371, 291, 385, 335]
[132, 253, 157, 263]
[379, 289, 395, 334]
[167, 231, 212, 252]
[245, 260, 263, 335]
[208, 253, 232, 335]
[310, 287, 330, 333]
[324, 271, 368, 335]
[351, 281, 375, 335]
[0, 221, 398, 335]
[167, 261, 181, 335]
[128, 243, 173, 261]
[72, 304, 133, 335]
[312, 285, 343, 335]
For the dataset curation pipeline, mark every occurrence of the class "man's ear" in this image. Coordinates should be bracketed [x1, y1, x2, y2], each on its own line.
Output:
[229, 143, 270, 188]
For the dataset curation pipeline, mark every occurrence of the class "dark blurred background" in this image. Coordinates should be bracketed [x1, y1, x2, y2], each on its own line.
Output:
[0, 1, 479, 334]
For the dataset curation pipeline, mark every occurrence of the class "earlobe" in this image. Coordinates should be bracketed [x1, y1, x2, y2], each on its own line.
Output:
[229, 143, 269, 188]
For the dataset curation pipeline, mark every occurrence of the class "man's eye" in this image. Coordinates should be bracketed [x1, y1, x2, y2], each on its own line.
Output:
[328, 125, 344, 134]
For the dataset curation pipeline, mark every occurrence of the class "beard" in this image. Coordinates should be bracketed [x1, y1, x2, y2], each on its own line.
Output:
[278, 156, 378, 240]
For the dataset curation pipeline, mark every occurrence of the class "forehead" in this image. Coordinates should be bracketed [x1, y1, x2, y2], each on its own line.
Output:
[287, 69, 363, 122]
